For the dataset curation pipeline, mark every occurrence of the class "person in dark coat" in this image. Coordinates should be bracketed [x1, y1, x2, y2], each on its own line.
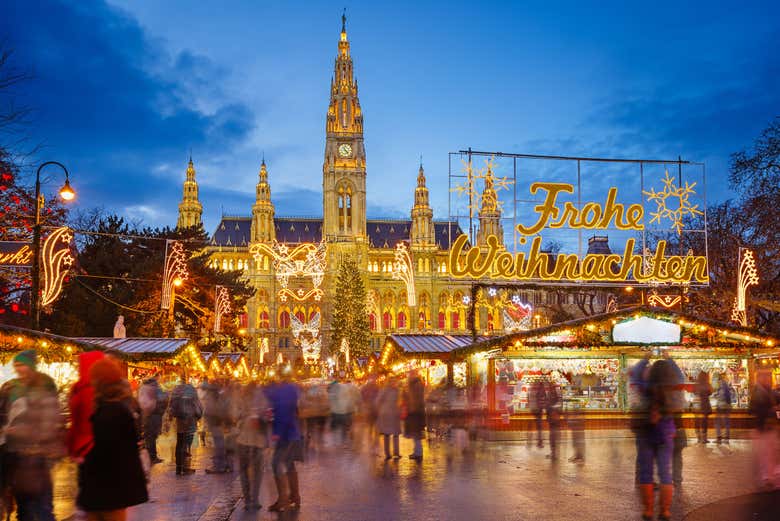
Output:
[169, 375, 202, 475]
[78, 358, 148, 520]
[695, 371, 713, 443]
[403, 372, 426, 461]
[375, 378, 401, 460]
[138, 374, 167, 464]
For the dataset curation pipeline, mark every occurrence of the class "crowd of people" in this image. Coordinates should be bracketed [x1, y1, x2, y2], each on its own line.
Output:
[0, 347, 777, 520]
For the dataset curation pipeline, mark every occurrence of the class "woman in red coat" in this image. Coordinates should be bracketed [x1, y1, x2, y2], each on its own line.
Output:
[67, 351, 106, 460]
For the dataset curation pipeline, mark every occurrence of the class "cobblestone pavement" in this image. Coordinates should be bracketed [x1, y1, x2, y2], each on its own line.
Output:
[52, 430, 773, 521]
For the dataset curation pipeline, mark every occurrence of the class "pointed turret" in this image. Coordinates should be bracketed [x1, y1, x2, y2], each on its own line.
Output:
[476, 162, 504, 248]
[177, 156, 203, 229]
[411, 162, 434, 249]
[251, 158, 275, 243]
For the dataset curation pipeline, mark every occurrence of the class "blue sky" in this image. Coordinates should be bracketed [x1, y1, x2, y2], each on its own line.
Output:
[2, 0, 778, 240]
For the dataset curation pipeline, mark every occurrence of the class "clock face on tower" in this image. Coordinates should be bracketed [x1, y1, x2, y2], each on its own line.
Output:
[338, 143, 353, 158]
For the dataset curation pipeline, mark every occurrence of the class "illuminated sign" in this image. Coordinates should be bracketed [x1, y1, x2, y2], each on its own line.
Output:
[612, 316, 681, 344]
[0, 242, 34, 267]
[448, 181, 709, 284]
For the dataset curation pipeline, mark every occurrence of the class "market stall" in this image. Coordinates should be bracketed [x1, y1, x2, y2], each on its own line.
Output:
[468, 306, 779, 430]
[73, 337, 201, 388]
[217, 352, 250, 379]
[0, 325, 104, 390]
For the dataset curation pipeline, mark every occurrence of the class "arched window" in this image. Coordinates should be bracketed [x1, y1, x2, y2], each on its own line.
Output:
[451, 311, 460, 330]
[369, 313, 377, 331]
[278, 310, 291, 329]
[259, 310, 270, 329]
[337, 184, 353, 231]
[222, 259, 228, 270]
[383, 311, 393, 330]
[397, 311, 407, 329]
[438, 311, 446, 330]
[295, 309, 305, 324]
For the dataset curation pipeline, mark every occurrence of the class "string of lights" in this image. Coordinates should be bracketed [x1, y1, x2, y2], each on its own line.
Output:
[74, 278, 160, 314]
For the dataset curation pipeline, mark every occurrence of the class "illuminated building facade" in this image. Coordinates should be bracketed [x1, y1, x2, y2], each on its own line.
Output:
[177, 16, 612, 362]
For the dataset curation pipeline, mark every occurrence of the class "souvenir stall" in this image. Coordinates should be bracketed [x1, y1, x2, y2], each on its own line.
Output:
[0, 325, 102, 391]
[471, 306, 779, 430]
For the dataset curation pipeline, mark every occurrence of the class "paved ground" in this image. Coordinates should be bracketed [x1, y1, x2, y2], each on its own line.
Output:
[50, 429, 776, 521]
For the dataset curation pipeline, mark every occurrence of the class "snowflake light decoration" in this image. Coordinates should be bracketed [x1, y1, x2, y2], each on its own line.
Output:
[250, 240, 326, 302]
[451, 156, 513, 215]
[503, 300, 533, 332]
[643, 170, 703, 234]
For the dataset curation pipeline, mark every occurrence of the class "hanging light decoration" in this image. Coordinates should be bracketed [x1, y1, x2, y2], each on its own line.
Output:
[731, 248, 759, 327]
[250, 240, 326, 302]
[40, 227, 75, 307]
[161, 240, 188, 310]
[213, 285, 231, 333]
[391, 242, 416, 307]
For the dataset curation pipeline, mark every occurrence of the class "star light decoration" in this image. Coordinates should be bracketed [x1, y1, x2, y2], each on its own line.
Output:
[213, 285, 231, 333]
[643, 169, 703, 234]
[161, 240, 188, 310]
[452, 156, 513, 215]
[647, 292, 682, 309]
[391, 242, 416, 307]
[731, 248, 759, 327]
[258, 337, 270, 364]
[40, 226, 75, 307]
[250, 240, 326, 302]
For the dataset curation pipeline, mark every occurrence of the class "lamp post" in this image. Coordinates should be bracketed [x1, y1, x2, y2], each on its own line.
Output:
[31, 161, 76, 330]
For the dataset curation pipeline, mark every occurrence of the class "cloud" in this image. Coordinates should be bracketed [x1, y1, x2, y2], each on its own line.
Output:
[0, 0, 255, 226]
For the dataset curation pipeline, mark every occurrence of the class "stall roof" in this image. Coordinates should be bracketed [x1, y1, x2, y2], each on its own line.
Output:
[72, 337, 190, 357]
[1, 324, 105, 356]
[217, 352, 244, 365]
[386, 334, 487, 355]
[471, 306, 780, 351]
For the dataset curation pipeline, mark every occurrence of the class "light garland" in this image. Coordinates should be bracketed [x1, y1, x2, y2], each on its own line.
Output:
[161, 240, 188, 310]
[391, 242, 416, 307]
[340, 337, 350, 366]
[250, 240, 326, 302]
[731, 248, 758, 327]
[213, 285, 231, 333]
[40, 227, 75, 307]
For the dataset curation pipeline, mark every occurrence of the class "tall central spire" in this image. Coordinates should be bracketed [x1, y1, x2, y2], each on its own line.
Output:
[323, 12, 367, 241]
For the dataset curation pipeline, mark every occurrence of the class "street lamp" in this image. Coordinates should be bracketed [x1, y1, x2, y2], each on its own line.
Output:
[31, 161, 76, 330]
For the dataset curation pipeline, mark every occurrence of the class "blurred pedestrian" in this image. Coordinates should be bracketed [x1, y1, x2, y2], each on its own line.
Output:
[545, 378, 562, 461]
[695, 371, 713, 443]
[78, 358, 148, 520]
[528, 378, 547, 448]
[636, 359, 677, 521]
[0, 350, 65, 521]
[169, 374, 202, 475]
[138, 372, 167, 464]
[662, 350, 687, 487]
[328, 374, 358, 446]
[298, 382, 329, 451]
[201, 379, 229, 474]
[403, 372, 426, 461]
[715, 373, 733, 445]
[236, 382, 269, 511]
[67, 351, 105, 521]
[376, 377, 401, 460]
[749, 370, 780, 490]
[266, 372, 303, 512]
[361, 376, 380, 446]
[567, 403, 585, 464]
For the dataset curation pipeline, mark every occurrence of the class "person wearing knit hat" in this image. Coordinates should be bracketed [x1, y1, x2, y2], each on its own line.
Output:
[0, 348, 63, 520]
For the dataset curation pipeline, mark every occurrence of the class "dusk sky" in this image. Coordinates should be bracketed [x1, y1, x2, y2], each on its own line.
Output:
[2, 0, 779, 237]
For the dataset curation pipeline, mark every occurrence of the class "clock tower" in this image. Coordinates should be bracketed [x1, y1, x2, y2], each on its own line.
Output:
[322, 13, 367, 242]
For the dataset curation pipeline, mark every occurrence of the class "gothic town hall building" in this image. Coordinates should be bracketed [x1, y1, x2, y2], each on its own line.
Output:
[175, 18, 611, 362]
